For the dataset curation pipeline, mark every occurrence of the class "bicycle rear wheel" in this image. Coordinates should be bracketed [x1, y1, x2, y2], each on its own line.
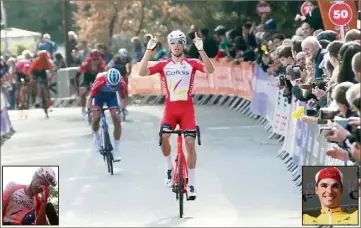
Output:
[178, 154, 184, 218]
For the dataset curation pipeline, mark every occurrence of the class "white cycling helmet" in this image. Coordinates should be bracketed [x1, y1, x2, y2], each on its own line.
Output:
[34, 167, 57, 186]
[118, 48, 129, 57]
[167, 30, 186, 44]
[106, 68, 121, 86]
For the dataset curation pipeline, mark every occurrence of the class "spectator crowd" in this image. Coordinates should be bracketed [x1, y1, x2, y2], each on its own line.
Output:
[1, 1, 360, 164]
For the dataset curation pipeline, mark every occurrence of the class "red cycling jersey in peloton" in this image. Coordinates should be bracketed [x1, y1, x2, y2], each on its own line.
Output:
[148, 58, 205, 103]
[148, 58, 205, 130]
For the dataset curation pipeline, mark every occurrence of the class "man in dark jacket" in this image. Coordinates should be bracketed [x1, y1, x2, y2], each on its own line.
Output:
[200, 28, 218, 58]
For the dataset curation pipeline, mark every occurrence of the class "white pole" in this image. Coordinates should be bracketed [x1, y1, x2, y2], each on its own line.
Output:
[339, 25, 345, 41]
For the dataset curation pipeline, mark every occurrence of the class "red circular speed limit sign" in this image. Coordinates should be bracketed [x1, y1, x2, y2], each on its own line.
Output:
[301, 1, 311, 16]
[328, 2, 353, 26]
[256, 2, 272, 17]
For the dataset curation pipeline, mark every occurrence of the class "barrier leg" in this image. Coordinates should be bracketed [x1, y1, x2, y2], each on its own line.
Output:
[229, 97, 242, 110]
[277, 150, 286, 158]
[207, 94, 220, 106]
[217, 95, 229, 106]
[284, 157, 293, 165]
[290, 165, 297, 172]
[240, 104, 250, 115]
[292, 174, 301, 182]
[277, 136, 285, 142]
[234, 99, 247, 111]
[199, 94, 211, 105]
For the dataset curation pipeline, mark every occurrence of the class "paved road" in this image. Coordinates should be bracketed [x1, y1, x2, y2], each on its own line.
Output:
[2, 106, 301, 226]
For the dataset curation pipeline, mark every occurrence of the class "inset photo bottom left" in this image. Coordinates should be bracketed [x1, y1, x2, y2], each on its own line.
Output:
[2, 166, 59, 226]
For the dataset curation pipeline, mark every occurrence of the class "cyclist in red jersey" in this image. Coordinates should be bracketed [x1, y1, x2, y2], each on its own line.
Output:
[138, 30, 215, 199]
[2, 167, 57, 225]
[15, 57, 32, 108]
[75, 49, 105, 116]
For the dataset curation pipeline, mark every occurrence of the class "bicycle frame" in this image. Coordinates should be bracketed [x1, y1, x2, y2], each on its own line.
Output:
[174, 133, 188, 193]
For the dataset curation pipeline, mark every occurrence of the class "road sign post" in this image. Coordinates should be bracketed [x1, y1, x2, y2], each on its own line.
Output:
[328, 2, 353, 40]
[256, 1, 272, 17]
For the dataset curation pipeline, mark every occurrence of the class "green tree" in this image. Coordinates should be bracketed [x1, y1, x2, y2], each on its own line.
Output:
[4, 0, 66, 43]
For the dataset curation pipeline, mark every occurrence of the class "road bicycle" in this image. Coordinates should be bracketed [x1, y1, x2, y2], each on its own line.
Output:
[159, 125, 201, 218]
[99, 107, 114, 175]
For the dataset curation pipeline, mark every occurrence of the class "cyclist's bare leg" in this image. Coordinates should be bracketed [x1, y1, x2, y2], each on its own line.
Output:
[110, 108, 121, 161]
[15, 87, 20, 108]
[185, 135, 197, 198]
[91, 109, 101, 132]
[44, 85, 51, 104]
[184, 136, 196, 169]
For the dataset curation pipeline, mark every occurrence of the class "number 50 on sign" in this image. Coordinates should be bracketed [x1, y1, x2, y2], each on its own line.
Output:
[328, 2, 353, 26]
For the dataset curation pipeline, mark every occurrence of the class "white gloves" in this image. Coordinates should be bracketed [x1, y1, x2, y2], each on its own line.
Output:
[147, 37, 158, 50]
[193, 33, 203, 51]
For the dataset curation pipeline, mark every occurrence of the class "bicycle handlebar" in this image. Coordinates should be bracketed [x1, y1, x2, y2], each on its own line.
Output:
[159, 125, 201, 146]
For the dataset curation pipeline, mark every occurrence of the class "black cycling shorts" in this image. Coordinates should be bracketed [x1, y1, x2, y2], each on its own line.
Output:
[80, 72, 96, 88]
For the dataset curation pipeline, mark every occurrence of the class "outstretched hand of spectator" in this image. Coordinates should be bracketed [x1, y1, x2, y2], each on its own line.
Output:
[301, 115, 318, 124]
[348, 117, 361, 127]
[312, 87, 326, 99]
[326, 145, 349, 161]
[325, 120, 351, 143]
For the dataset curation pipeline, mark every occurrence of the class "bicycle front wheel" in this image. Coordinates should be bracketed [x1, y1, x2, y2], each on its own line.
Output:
[103, 129, 114, 175]
[178, 154, 184, 218]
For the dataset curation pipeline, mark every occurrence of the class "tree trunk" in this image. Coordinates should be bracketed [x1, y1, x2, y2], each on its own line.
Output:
[135, 0, 145, 36]
[108, 9, 118, 47]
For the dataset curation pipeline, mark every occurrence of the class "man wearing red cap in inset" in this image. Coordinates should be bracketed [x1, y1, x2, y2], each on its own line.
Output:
[303, 167, 358, 225]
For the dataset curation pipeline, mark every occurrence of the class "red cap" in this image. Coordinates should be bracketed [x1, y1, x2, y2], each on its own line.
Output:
[315, 167, 343, 184]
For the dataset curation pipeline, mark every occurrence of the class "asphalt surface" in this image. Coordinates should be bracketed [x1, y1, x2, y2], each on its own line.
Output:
[1, 106, 301, 226]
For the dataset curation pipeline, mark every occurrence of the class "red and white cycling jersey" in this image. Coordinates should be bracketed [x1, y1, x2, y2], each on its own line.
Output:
[148, 58, 205, 103]
[2, 182, 40, 224]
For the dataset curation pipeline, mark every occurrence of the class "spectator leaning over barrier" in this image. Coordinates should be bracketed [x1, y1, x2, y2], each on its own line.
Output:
[131, 36, 144, 63]
[345, 29, 361, 43]
[37, 34, 57, 59]
[351, 52, 361, 82]
[325, 83, 361, 164]
[199, 28, 218, 58]
[301, 22, 314, 39]
[214, 25, 228, 60]
[95, 43, 113, 64]
[68, 31, 78, 52]
[302, 36, 326, 79]
[337, 42, 361, 84]
[185, 32, 199, 59]
[325, 40, 344, 86]
[76, 41, 90, 64]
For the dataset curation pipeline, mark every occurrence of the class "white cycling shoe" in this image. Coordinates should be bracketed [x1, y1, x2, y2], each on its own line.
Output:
[112, 144, 121, 162]
[165, 169, 174, 188]
[186, 185, 197, 200]
[93, 137, 101, 153]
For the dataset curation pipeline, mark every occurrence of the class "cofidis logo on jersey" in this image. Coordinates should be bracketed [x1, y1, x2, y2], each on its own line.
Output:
[165, 69, 190, 76]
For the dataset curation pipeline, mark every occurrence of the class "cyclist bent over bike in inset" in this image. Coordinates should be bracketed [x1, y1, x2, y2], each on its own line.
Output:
[85, 68, 127, 162]
[75, 49, 105, 116]
[138, 30, 215, 199]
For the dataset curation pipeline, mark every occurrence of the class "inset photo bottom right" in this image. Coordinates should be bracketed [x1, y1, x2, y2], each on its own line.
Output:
[302, 166, 359, 226]
[2, 166, 59, 226]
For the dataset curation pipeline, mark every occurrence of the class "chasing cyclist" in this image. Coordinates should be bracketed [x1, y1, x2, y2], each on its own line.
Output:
[2, 167, 57, 225]
[15, 56, 32, 109]
[106, 48, 132, 119]
[75, 49, 105, 116]
[29, 50, 55, 116]
[138, 30, 215, 199]
[86, 68, 127, 162]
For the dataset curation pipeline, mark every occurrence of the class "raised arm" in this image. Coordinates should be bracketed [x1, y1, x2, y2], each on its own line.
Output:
[138, 37, 158, 76]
